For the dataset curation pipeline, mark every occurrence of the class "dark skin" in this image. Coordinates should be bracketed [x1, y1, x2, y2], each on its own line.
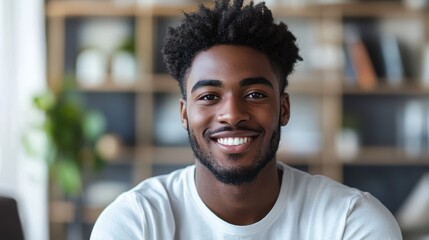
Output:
[180, 45, 290, 225]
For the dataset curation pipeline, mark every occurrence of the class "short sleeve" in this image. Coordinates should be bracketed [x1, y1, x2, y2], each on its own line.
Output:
[90, 192, 145, 240]
[342, 192, 402, 240]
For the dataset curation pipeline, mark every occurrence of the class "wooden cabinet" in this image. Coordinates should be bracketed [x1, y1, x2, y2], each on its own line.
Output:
[45, 1, 429, 238]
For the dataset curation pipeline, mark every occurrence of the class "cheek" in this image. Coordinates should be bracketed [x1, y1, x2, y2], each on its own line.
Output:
[256, 104, 281, 124]
[187, 107, 212, 128]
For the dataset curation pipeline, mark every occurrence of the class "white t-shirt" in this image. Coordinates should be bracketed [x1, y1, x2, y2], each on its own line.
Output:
[90, 162, 402, 240]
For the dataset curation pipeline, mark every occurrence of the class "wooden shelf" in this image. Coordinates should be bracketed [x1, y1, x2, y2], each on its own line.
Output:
[343, 83, 429, 96]
[310, 2, 424, 17]
[83, 206, 104, 224]
[277, 151, 322, 165]
[340, 147, 429, 165]
[46, 1, 137, 17]
[152, 146, 194, 165]
[50, 200, 75, 223]
[49, 200, 104, 224]
[46, 1, 424, 18]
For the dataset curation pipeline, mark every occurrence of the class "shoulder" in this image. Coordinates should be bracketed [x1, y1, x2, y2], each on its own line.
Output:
[342, 192, 403, 239]
[90, 165, 194, 240]
[278, 163, 402, 239]
[90, 191, 146, 239]
[280, 162, 362, 199]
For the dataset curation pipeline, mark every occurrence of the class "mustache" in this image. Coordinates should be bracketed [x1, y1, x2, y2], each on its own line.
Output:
[204, 125, 263, 137]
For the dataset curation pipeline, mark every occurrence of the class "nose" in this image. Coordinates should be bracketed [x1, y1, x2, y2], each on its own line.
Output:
[216, 96, 250, 126]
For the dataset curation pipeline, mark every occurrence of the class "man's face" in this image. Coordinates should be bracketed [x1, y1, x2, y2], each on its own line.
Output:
[180, 45, 290, 185]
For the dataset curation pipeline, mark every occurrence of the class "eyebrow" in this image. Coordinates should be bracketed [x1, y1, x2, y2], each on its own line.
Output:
[240, 77, 273, 89]
[191, 79, 223, 93]
[190, 77, 273, 93]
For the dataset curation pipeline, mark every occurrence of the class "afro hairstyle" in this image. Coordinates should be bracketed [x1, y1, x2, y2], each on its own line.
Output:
[162, 0, 302, 98]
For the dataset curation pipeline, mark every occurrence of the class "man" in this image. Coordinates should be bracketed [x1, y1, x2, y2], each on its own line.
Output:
[91, 0, 402, 239]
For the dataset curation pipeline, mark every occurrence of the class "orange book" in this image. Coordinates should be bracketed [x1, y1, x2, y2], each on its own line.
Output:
[350, 39, 377, 90]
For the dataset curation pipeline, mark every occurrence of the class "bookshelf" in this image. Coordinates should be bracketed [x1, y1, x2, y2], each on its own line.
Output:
[45, 1, 429, 239]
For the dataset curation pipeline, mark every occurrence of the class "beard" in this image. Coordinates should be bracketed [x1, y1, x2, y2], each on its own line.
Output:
[187, 123, 281, 185]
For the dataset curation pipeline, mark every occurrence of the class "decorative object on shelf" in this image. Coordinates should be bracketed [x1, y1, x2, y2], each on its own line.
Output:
[25, 77, 107, 196]
[311, 44, 342, 71]
[96, 134, 122, 161]
[404, 0, 427, 9]
[111, 37, 137, 85]
[111, 51, 136, 85]
[78, 17, 134, 86]
[336, 114, 360, 161]
[76, 48, 108, 87]
[396, 173, 429, 232]
[79, 18, 132, 56]
[335, 129, 359, 161]
[421, 44, 429, 87]
[399, 100, 425, 158]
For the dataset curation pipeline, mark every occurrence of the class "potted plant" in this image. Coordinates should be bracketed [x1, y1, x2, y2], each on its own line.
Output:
[24, 77, 106, 238]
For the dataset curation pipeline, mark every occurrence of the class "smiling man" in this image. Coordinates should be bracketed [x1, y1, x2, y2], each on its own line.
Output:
[91, 0, 402, 239]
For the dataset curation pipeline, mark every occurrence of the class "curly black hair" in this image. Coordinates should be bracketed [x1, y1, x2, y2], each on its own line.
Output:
[162, 0, 302, 98]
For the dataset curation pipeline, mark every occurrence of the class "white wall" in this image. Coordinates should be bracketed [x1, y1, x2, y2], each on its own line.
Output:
[0, 0, 48, 239]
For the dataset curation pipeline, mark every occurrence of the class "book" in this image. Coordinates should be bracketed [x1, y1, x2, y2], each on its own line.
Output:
[344, 27, 377, 90]
[380, 34, 404, 86]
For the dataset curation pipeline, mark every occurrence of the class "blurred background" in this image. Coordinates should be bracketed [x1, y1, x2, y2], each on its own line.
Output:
[1, 0, 429, 239]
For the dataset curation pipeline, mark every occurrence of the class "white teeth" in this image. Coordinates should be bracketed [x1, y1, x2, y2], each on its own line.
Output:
[217, 137, 251, 146]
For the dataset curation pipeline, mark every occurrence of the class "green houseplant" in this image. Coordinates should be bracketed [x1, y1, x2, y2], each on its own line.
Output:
[25, 77, 106, 196]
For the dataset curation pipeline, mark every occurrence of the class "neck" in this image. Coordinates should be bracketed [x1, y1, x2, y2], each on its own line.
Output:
[195, 160, 282, 225]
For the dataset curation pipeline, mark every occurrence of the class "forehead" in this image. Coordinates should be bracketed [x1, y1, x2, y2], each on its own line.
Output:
[186, 45, 278, 90]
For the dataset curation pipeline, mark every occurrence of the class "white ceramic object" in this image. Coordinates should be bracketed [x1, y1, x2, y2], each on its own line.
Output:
[396, 173, 429, 230]
[421, 45, 429, 87]
[404, 0, 427, 9]
[76, 49, 108, 86]
[402, 100, 424, 158]
[335, 129, 359, 161]
[310, 44, 342, 71]
[79, 18, 132, 55]
[111, 51, 137, 85]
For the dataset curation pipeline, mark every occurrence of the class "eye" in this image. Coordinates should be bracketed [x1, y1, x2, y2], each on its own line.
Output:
[198, 94, 220, 101]
[246, 92, 266, 99]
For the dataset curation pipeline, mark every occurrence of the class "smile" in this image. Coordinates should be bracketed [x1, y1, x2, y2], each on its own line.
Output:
[216, 137, 252, 146]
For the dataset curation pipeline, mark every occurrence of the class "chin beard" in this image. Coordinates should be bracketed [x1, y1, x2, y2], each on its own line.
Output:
[187, 124, 281, 185]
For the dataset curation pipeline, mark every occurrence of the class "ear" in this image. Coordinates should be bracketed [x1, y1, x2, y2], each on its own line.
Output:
[280, 93, 290, 126]
[180, 98, 188, 130]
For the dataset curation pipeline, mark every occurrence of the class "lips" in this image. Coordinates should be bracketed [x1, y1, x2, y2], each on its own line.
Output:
[209, 129, 261, 153]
